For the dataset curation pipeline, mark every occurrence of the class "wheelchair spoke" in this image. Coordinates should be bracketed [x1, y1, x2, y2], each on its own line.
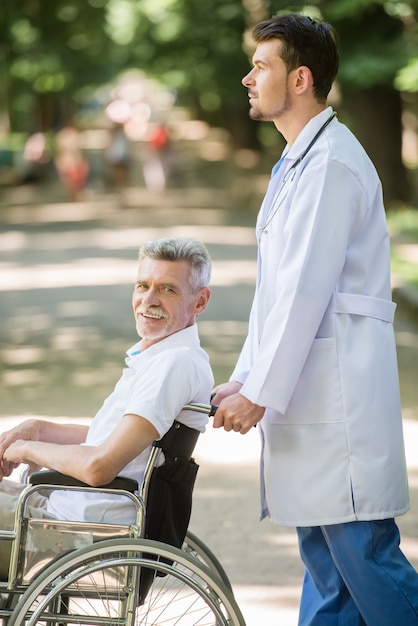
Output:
[9, 539, 245, 626]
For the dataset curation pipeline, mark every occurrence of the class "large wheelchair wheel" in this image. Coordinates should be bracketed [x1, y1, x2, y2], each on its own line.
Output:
[9, 538, 246, 626]
[183, 530, 232, 590]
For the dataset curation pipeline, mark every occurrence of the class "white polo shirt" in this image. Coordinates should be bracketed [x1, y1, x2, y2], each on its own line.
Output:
[47, 324, 213, 524]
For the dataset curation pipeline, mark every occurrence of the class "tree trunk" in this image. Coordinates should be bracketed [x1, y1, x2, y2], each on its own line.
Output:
[341, 85, 411, 207]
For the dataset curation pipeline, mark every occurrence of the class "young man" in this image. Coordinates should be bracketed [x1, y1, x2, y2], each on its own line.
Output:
[0, 237, 213, 575]
[212, 13, 418, 625]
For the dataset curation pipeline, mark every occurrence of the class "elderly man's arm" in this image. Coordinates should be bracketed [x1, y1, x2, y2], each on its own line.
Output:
[0, 420, 89, 480]
[3, 414, 158, 486]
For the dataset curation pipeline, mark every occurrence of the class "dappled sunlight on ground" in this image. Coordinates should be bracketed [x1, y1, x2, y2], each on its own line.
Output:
[1, 158, 418, 624]
[234, 585, 302, 626]
[0, 257, 256, 291]
[1, 258, 138, 290]
[0, 194, 258, 413]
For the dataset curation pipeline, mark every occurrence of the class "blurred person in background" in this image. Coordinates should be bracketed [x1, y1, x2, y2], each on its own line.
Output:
[142, 122, 172, 192]
[18, 132, 53, 184]
[55, 123, 89, 201]
[104, 122, 131, 194]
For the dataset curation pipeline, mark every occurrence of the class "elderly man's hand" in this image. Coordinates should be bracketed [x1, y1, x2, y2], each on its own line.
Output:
[0, 420, 40, 481]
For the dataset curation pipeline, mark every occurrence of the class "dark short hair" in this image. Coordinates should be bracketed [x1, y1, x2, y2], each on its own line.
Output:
[138, 237, 211, 292]
[253, 13, 339, 102]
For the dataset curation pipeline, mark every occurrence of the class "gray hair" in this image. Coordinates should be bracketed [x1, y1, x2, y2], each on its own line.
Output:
[138, 237, 211, 292]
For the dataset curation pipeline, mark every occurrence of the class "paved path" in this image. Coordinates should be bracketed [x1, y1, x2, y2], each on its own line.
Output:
[1, 177, 418, 625]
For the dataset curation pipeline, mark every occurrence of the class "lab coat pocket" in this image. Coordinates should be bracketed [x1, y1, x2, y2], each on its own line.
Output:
[271, 337, 343, 424]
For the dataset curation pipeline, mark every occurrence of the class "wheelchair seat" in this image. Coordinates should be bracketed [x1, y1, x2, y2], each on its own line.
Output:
[0, 404, 246, 626]
[14, 420, 201, 584]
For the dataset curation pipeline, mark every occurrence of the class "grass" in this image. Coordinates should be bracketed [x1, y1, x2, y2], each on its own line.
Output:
[387, 207, 418, 240]
[387, 207, 418, 290]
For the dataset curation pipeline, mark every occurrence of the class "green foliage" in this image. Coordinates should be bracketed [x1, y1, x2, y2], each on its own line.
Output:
[0, 0, 123, 130]
[323, 0, 381, 20]
[1, 0, 418, 143]
[387, 208, 418, 290]
[319, 1, 408, 88]
[390, 253, 418, 289]
[267, 1, 413, 88]
[388, 207, 418, 240]
[128, 0, 250, 113]
[396, 58, 418, 91]
[338, 37, 407, 87]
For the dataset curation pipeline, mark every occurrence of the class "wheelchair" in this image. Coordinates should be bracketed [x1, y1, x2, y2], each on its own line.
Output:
[0, 403, 246, 625]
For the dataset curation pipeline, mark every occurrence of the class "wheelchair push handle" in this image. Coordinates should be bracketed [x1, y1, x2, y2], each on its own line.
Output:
[183, 402, 218, 417]
[186, 399, 257, 429]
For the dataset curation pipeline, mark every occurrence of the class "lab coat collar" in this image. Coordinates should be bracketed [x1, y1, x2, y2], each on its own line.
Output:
[283, 106, 335, 164]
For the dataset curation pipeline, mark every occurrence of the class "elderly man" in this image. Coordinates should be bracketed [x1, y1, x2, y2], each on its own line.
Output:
[0, 236, 213, 575]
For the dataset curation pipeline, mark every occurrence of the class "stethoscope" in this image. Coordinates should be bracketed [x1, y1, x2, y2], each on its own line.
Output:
[258, 112, 336, 235]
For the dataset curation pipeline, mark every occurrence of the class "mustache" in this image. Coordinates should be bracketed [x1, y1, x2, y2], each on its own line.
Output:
[137, 307, 168, 319]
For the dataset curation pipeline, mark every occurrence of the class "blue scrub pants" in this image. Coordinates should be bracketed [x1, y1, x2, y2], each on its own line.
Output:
[296, 519, 418, 625]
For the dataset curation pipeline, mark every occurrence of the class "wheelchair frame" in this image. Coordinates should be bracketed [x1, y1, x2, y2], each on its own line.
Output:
[0, 403, 246, 625]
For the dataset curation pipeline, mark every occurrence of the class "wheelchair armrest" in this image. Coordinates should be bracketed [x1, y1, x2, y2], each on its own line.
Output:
[29, 470, 138, 493]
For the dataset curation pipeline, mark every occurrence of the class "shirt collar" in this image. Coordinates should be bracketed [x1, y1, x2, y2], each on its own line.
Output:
[126, 324, 201, 365]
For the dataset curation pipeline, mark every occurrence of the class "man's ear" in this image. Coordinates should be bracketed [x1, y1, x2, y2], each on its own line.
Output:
[194, 287, 211, 315]
[293, 66, 314, 95]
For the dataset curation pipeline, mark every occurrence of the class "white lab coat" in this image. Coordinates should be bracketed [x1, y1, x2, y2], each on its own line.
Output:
[232, 107, 409, 526]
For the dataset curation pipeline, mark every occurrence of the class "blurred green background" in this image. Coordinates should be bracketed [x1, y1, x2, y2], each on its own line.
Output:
[2, 0, 418, 418]
[2, 0, 418, 206]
